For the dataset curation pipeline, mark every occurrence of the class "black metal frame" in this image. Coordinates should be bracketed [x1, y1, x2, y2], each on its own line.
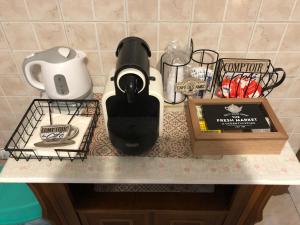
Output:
[160, 40, 193, 104]
[160, 39, 219, 104]
[191, 48, 219, 98]
[213, 58, 286, 98]
[4, 99, 100, 161]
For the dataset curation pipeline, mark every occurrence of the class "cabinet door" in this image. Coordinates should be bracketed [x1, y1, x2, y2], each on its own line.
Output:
[79, 211, 149, 225]
[154, 211, 226, 225]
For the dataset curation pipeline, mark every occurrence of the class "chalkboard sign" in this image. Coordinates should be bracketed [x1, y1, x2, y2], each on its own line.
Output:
[202, 104, 270, 130]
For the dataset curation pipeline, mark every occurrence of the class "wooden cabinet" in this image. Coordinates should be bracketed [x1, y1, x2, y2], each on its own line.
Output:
[153, 211, 225, 225]
[30, 183, 286, 225]
[75, 186, 230, 225]
[78, 211, 226, 225]
[79, 211, 149, 225]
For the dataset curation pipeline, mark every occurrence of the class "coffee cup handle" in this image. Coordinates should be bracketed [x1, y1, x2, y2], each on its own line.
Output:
[67, 126, 79, 139]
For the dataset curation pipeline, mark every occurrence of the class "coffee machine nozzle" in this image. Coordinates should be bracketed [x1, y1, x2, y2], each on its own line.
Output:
[102, 37, 164, 155]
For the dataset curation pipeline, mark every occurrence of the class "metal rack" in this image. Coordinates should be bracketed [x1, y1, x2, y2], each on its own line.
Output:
[160, 40, 193, 104]
[160, 39, 219, 104]
[213, 58, 286, 98]
[190, 48, 219, 98]
[4, 99, 100, 161]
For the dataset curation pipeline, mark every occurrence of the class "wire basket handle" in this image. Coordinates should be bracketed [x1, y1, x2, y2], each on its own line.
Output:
[262, 67, 286, 92]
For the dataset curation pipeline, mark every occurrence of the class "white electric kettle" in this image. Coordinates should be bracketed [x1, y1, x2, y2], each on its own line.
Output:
[23, 46, 93, 99]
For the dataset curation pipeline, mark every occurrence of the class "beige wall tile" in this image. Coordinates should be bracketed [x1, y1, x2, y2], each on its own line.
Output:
[280, 24, 300, 51]
[193, 0, 226, 22]
[13, 51, 38, 74]
[91, 75, 106, 87]
[34, 23, 67, 49]
[150, 51, 158, 67]
[0, 134, 6, 147]
[294, 118, 300, 133]
[0, 26, 8, 49]
[0, 76, 39, 96]
[3, 23, 38, 50]
[0, 0, 28, 20]
[287, 78, 300, 98]
[249, 24, 285, 51]
[268, 98, 282, 113]
[61, 0, 93, 21]
[225, 0, 261, 21]
[277, 99, 300, 117]
[191, 23, 221, 50]
[278, 117, 296, 133]
[14, 112, 25, 124]
[94, 0, 125, 21]
[26, 0, 61, 20]
[289, 133, 300, 153]
[219, 52, 247, 58]
[219, 23, 253, 51]
[0, 97, 13, 115]
[85, 52, 102, 75]
[0, 130, 12, 147]
[268, 77, 294, 98]
[0, 86, 4, 96]
[0, 51, 18, 75]
[128, 0, 157, 21]
[259, 0, 294, 21]
[97, 23, 126, 50]
[275, 53, 300, 77]
[0, 115, 18, 131]
[291, 0, 300, 21]
[160, 0, 192, 21]
[6, 96, 34, 115]
[66, 23, 97, 50]
[100, 51, 116, 74]
[246, 52, 275, 61]
[128, 23, 158, 51]
[159, 23, 189, 50]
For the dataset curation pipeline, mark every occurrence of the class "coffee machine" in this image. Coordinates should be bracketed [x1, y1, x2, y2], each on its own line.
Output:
[102, 37, 163, 155]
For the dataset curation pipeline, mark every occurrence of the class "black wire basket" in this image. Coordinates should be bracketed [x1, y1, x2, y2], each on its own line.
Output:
[160, 39, 219, 104]
[190, 48, 219, 98]
[160, 40, 193, 104]
[213, 58, 286, 98]
[4, 99, 100, 161]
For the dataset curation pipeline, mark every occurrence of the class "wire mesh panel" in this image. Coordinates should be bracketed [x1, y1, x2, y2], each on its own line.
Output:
[213, 58, 286, 98]
[5, 99, 100, 161]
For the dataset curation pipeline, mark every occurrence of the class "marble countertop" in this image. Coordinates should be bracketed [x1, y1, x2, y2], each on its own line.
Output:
[1, 100, 300, 185]
[1, 142, 300, 185]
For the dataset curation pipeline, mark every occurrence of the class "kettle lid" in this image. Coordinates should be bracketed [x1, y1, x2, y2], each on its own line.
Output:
[26, 46, 77, 64]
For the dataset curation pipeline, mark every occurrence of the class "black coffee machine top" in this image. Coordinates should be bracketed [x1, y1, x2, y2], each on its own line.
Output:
[114, 37, 151, 103]
[102, 37, 164, 155]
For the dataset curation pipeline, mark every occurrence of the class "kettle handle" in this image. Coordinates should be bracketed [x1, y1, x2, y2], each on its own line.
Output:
[23, 60, 45, 91]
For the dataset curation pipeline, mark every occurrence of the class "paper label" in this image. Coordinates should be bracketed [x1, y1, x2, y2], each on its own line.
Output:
[176, 78, 206, 95]
[202, 104, 270, 130]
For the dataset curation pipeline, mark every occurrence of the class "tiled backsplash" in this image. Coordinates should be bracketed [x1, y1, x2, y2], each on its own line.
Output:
[0, 0, 299, 152]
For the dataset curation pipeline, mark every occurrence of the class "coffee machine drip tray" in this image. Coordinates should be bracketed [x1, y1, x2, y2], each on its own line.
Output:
[108, 117, 159, 155]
